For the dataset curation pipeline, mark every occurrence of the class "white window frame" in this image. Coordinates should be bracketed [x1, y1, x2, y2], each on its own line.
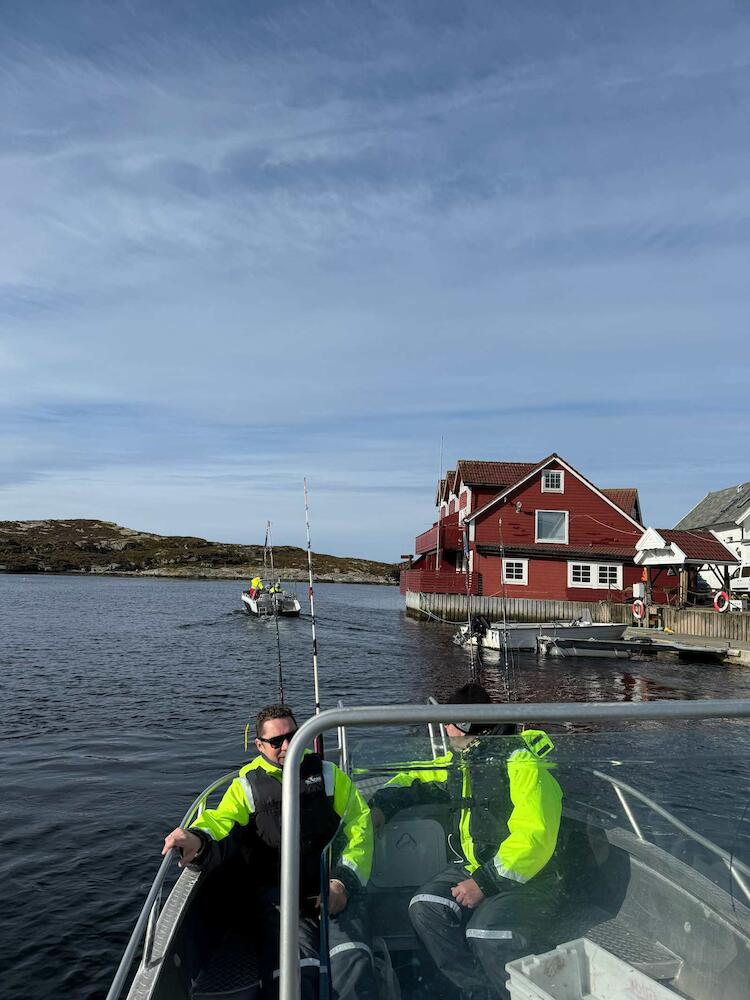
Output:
[568, 563, 592, 586]
[535, 510, 569, 545]
[502, 558, 528, 586]
[597, 564, 621, 588]
[567, 562, 623, 589]
[541, 470, 565, 493]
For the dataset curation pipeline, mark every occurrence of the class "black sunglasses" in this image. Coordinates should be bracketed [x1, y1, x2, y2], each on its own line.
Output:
[258, 729, 297, 750]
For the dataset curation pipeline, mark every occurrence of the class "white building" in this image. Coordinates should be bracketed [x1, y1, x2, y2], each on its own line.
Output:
[675, 482, 750, 592]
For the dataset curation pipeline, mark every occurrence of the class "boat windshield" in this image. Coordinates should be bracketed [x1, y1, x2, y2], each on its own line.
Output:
[327, 727, 750, 1000]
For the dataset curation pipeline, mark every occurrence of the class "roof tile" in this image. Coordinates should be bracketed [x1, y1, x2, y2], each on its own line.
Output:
[454, 460, 538, 488]
[656, 529, 738, 562]
[601, 488, 639, 518]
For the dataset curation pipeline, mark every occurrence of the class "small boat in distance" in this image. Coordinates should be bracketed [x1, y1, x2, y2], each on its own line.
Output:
[241, 581, 301, 617]
[240, 522, 302, 617]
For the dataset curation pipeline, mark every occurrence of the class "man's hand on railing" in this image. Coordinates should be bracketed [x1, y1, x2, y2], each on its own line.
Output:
[162, 827, 203, 868]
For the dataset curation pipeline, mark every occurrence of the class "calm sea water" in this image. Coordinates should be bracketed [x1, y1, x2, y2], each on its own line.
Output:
[2, 575, 750, 998]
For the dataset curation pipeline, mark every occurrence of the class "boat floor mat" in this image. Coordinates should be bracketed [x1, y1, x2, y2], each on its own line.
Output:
[191, 929, 260, 1000]
[586, 918, 682, 980]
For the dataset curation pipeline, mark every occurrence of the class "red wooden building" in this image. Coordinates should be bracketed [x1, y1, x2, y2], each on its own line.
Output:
[401, 454, 678, 604]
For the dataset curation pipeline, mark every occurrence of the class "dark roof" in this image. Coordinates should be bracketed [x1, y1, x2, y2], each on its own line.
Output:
[675, 482, 750, 529]
[601, 488, 640, 519]
[454, 460, 539, 489]
[436, 472, 454, 503]
[477, 543, 636, 562]
[656, 529, 738, 563]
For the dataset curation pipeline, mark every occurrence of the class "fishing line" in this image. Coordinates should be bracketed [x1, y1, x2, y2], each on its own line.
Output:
[265, 521, 285, 703]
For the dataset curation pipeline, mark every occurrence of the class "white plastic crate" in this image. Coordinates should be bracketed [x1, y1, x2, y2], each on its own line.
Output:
[506, 937, 680, 1000]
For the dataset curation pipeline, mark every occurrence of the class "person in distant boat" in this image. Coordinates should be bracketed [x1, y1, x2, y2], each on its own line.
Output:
[269, 580, 282, 594]
[163, 703, 375, 1000]
[249, 576, 264, 598]
[369, 683, 563, 1000]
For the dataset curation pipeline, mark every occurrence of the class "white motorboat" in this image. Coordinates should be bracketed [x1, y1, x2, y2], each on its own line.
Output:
[241, 522, 301, 617]
[455, 617, 626, 651]
[107, 698, 750, 1000]
[241, 585, 301, 617]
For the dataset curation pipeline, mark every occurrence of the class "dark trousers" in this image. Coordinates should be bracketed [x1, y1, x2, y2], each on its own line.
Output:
[408, 866, 557, 1000]
[256, 887, 376, 1000]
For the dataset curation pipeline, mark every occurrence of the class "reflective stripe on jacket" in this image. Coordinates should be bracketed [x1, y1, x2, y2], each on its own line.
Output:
[371, 730, 562, 895]
[191, 749, 373, 896]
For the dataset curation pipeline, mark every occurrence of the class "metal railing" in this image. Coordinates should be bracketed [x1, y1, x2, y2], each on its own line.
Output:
[427, 696, 448, 757]
[106, 699, 750, 1000]
[399, 569, 482, 595]
[592, 769, 750, 904]
[105, 769, 238, 1000]
[279, 699, 750, 1000]
[106, 731, 348, 1000]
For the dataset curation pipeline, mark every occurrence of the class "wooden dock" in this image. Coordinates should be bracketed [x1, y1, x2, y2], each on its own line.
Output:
[404, 591, 630, 624]
[404, 591, 750, 657]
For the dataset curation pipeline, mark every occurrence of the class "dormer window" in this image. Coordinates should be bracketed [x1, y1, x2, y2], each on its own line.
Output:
[542, 470, 564, 493]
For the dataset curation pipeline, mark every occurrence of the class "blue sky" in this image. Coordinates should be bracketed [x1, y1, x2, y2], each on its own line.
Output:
[1, 1, 749, 560]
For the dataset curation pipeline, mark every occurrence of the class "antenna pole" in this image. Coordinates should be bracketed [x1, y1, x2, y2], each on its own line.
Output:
[436, 435, 444, 572]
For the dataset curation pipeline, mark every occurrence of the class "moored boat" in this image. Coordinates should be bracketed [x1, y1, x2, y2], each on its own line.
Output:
[537, 634, 729, 661]
[455, 617, 626, 651]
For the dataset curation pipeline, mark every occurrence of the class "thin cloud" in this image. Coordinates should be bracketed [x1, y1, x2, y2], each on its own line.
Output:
[1, 1, 749, 557]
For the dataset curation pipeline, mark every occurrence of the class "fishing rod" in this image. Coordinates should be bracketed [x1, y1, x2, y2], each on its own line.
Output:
[266, 521, 285, 704]
[304, 479, 322, 720]
[304, 479, 332, 1000]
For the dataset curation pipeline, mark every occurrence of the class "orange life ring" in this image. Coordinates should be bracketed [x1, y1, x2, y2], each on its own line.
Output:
[714, 590, 730, 613]
[632, 599, 646, 620]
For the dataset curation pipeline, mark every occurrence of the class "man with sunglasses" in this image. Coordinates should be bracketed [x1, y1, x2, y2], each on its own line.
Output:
[163, 703, 375, 1000]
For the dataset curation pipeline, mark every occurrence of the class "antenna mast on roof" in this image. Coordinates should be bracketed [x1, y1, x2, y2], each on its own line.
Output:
[436, 436, 444, 573]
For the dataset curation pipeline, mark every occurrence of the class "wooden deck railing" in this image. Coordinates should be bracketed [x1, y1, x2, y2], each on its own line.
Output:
[399, 570, 481, 596]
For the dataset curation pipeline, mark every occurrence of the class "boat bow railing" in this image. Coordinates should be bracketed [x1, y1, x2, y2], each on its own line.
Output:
[593, 768, 750, 904]
[105, 768, 237, 1000]
[279, 699, 750, 1000]
[107, 730, 348, 1000]
[107, 699, 750, 1000]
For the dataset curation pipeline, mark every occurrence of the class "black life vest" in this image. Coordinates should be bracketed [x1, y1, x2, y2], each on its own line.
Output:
[243, 753, 341, 897]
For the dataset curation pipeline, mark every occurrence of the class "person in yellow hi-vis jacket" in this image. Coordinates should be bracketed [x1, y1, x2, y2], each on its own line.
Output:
[163, 704, 375, 1000]
[370, 683, 562, 1000]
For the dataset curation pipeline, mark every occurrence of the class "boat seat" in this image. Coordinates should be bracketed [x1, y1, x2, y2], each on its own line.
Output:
[191, 928, 260, 1000]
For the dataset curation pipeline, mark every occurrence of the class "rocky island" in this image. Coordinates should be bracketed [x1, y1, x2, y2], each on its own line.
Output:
[0, 520, 400, 584]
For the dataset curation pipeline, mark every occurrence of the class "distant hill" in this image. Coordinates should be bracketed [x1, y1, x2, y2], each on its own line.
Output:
[0, 520, 399, 584]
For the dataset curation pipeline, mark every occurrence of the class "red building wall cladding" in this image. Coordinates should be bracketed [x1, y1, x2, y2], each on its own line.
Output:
[473, 465, 641, 549]
[470, 465, 675, 602]
[471, 488, 501, 510]
[474, 554, 676, 603]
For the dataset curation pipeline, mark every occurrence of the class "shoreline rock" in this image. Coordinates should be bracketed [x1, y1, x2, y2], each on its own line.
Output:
[0, 519, 400, 585]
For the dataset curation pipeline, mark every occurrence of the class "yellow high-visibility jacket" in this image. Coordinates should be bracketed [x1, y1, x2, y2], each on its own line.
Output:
[371, 730, 562, 895]
[191, 750, 373, 898]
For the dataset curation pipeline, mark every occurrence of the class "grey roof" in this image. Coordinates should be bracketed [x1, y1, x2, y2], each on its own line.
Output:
[675, 481, 750, 530]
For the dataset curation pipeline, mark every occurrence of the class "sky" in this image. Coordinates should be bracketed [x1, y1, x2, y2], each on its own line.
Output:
[1, 1, 749, 560]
